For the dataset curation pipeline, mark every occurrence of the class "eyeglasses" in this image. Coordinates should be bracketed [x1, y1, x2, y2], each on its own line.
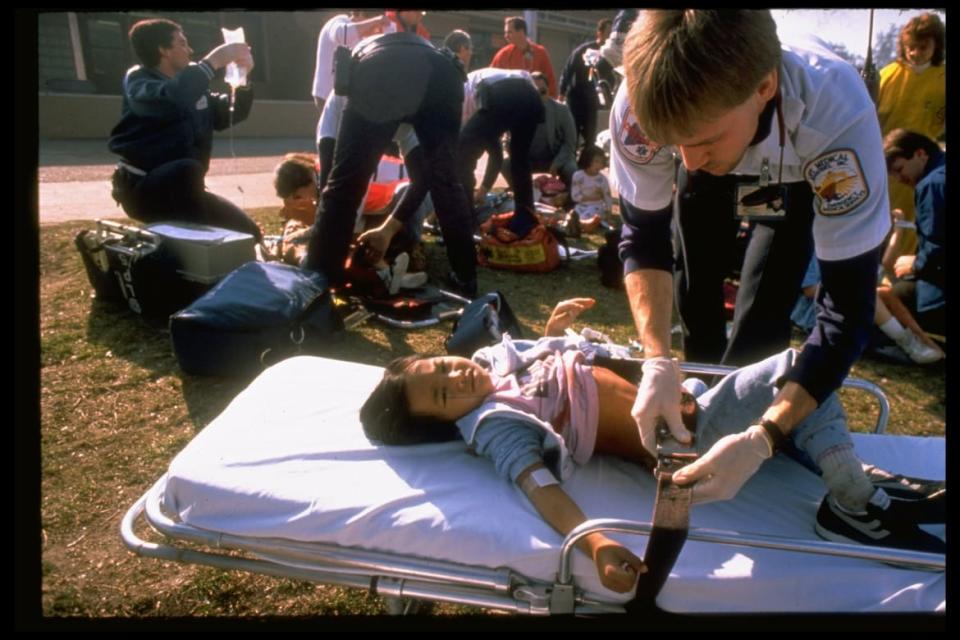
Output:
[738, 91, 788, 212]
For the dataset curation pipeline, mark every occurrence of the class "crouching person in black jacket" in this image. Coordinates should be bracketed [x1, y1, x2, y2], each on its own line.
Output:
[108, 18, 262, 240]
[304, 32, 478, 297]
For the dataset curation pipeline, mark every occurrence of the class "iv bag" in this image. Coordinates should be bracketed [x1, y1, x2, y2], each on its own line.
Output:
[221, 27, 247, 88]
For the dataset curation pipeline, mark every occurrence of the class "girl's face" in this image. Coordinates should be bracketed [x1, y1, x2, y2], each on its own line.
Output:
[587, 155, 605, 174]
[403, 356, 495, 421]
[281, 184, 318, 225]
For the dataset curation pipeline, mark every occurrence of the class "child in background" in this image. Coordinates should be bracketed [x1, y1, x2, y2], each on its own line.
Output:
[273, 154, 426, 294]
[570, 145, 612, 231]
[273, 153, 318, 266]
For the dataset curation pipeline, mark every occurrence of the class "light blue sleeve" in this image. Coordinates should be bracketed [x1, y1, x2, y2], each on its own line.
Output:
[468, 416, 544, 483]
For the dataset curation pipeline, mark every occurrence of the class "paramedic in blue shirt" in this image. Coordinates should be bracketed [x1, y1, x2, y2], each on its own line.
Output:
[611, 11, 891, 504]
[108, 18, 261, 240]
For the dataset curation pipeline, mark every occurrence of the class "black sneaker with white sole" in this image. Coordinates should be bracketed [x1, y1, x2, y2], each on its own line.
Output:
[815, 489, 946, 553]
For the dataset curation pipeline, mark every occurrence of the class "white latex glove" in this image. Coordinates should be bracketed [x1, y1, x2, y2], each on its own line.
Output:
[631, 357, 691, 456]
[672, 425, 773, 504]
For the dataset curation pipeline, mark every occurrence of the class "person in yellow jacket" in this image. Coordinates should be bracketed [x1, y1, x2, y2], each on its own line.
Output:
[876, 12, 945, 273]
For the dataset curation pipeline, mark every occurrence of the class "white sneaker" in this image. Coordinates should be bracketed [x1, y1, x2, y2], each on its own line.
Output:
[387, 252, 410, 296]
[895, 330, 944, 364]
[398, 271, 428, 290]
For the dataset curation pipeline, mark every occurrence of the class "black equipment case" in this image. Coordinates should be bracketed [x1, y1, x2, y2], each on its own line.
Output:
[75, 220, 255, 318]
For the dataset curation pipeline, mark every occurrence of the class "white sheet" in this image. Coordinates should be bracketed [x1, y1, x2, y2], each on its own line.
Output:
[164, 356, 946, 612]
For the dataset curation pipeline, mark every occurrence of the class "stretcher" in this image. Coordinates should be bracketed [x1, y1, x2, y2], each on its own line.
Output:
[122, 355, 945, 615]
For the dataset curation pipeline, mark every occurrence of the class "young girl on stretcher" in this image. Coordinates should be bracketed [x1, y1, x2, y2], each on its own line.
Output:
[360, 300, 946, 594]
[361, 297, 695, 593]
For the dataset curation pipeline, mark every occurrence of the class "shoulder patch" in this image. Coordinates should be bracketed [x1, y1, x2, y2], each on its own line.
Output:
[615, 105, 662, 165]
[195, 95, 208, 111]
[803, 149, 869, 216]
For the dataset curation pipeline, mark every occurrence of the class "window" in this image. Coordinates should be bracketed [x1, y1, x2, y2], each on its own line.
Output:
[80, 15, 127, 94]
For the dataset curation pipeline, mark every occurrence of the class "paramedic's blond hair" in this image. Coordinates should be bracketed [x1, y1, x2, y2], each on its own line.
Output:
[624, 10, 782, 144]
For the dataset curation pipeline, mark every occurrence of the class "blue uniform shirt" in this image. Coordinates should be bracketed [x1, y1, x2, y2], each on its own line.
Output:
[108, 61, 253, 172]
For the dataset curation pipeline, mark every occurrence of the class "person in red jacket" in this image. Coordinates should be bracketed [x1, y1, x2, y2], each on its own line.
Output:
[386, 10, 431, 40]
[491, 16, 557, 98]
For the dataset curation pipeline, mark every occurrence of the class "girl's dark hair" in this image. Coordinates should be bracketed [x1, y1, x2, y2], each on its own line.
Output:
[577, 144, 605, 170]
[273, 153, 317, 198]
[129, 18, 181, 68]
[359, 355, 461, 445]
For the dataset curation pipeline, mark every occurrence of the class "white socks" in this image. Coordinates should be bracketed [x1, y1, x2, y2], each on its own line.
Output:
[818, 445, 876, 512]
[878, 317, 907, 342]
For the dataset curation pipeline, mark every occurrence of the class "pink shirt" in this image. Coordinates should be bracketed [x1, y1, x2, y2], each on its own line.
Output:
[487, 350, 599, 464]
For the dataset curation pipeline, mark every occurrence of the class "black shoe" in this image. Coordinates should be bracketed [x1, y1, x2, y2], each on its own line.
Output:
[888, 490, 946, 524]
[862, 464, 945, 500]
[814, 490, 945, 553]
[446, 271, 477, 299]
[564, 211, 581, 239]
[504, 209, 537, 239]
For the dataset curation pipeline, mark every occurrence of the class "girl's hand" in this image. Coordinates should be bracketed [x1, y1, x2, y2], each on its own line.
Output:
[594, 541, 646, 593]
[544, 298, 596, 336]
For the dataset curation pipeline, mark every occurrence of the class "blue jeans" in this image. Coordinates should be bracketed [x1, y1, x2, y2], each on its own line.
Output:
[691, 348, 852, 475]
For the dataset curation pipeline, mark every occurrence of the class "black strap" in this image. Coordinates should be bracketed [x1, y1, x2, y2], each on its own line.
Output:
[626, 462, 694, 613]
[587, 354, 698, 613]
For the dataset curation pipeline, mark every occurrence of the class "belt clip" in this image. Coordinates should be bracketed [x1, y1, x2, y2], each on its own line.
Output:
[654, 418, 698, 481]
[759, 158, 771, 187]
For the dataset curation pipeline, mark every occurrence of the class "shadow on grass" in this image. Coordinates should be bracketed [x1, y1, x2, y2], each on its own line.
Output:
[176, 326, 392, 432]
[83, 298, 179, 377]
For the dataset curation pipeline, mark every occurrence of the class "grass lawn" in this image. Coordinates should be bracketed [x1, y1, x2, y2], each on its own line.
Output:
[39, 207, 945, 617]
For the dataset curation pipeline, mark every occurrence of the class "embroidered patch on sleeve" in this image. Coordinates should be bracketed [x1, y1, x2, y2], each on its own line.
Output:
[616, 105, 662, 165]
[803, 149, 869, 216]
[195, 95, 208, 111]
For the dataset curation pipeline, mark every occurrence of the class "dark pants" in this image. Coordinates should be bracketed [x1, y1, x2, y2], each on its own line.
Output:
[674, 168, 815, 366]
[317, 136, 335, 194]
[565, 88, 598, 149]
[305, 46, 475, 287]
[111, 158, 262, 241]
[458, 79, 544, 232]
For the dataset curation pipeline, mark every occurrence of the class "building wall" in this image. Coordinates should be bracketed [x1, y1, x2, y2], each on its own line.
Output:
[38, 10, 617, 139]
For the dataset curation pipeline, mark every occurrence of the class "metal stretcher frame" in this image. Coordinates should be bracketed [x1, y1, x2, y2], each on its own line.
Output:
[120, 362, 929, 616]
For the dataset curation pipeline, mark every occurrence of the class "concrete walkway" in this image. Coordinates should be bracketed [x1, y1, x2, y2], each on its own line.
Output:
[39, 138, 317, 225]
[38, 137, 512, 226]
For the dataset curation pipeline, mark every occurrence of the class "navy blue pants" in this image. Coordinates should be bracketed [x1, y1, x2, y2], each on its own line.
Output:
[674, 168, 815, 367]
[458, 79, 544, 234]
[112, 159, 262, 241]
[305, 44, 475, 287]
[565, 87, 598, 149]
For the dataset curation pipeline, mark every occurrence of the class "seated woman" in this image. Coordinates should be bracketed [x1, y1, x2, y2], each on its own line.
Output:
[360, 300, 945, 594]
